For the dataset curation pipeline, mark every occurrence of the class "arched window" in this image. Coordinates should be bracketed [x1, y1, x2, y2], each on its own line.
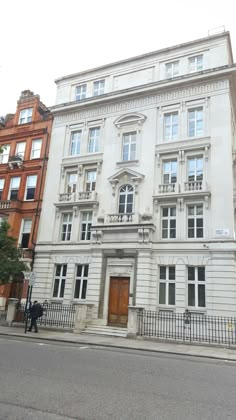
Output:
[118, 185, 134, 214]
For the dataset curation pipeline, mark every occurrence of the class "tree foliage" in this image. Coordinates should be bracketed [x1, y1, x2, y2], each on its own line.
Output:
[0, 220, 28, 283]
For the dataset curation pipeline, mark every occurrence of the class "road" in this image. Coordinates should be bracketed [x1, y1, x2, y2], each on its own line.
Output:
[0, 336, 235, 420]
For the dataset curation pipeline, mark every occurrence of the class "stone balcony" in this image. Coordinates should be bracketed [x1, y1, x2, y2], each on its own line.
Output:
[8, 154, 23, 169]
[0, 200, 11, 209]
[55, 190, 98, 209]
[156, 180, 209, 199]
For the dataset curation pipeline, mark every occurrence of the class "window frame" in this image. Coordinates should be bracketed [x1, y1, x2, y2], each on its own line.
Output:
[188, 107, 203, 137]
[31, 139, 42, 159]
[187, 266, 206, 308]
[74, 264, 89, 300]
[75, 84, 87, 101]
[161, 206, 176, 239]
[163, 159, 177, 185]
[93, 80, 105, 96]
[163, 112, 178, 141]
[187, 204, 204, 238]
[52, 264, 67, 299]
[61, 213, 73, 241]
[187, 156, 203, 182]
[0, 144, 10, 164]
[67, 172, 77, 194]
[15, 142, 26, 159]
[24, 175, 37, 201]
[85, 170, 97, 192]
[70, 131, 82, 156]
[18, 108, 33, 125]
[0, 178, 5, 200]
[188, 55, 203, 73]
[165, 61, 179, 78]
[159, 266, 176, 306]
[19, 218, 32, 248]
[8, 176, 21, 200]
[118, 184, 134, 214]
[80, 211, 93, 241]
[88, 127, 100, 153]
[122, 131, 137, 161]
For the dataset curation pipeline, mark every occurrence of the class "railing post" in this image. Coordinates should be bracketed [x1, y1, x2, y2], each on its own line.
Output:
[127, 306, 144, 338]
[6, 298, 19, 326]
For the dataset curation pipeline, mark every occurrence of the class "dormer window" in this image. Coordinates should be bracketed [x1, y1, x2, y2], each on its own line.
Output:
[18, 108, 33, 124]
[93, 80, 105, 96]
[165, 61, 179, 78]
[75, 84, 87, 101]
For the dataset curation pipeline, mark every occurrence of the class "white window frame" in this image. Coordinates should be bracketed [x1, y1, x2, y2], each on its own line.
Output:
[164, 112, 178, 141]
[187, 157, 203, 182]
[163, 160, 177, 184]
[74, 264, 89, 300]
[61, 213, 73, 241]
[85, 170, 96, 192]
[165, 61, 179, 78]
[67, 173, 77, 193]
[161, 206, 176, 239]
[88, 127, 100, 153]
[15, 142, 26, 159]
[0, 178, 5, 199]
[25, 175, 37, 201]
[80, 211, 92, 241]
[8, 177, 21, 200]
[0, 144, 10, 164]
[19, 218, 32, 248]
[93, 80, 105, 96]
[159, 266, 176, 306]
[19, 108, 33, 124]
[75, 84, 87, 101]
[187, 204, 203, 238]
[70, 131, 81, 156]
[31, 139, 42, 159]
[188, 266, 206, 308]
[122, 132, 137, 161]
[52, 264, 67, 299]
[188, 55, 203, 73]
[188, 107, 203, 137]
[118, 185, 134, 214]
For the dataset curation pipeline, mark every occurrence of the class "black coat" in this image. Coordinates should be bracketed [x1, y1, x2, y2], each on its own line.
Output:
[29, 303, 41, 319]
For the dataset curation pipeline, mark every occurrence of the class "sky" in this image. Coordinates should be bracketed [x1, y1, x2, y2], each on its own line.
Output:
[0, 0, 235, 115]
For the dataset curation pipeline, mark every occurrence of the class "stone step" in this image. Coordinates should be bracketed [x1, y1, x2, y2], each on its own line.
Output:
[82, 325, 128, 338]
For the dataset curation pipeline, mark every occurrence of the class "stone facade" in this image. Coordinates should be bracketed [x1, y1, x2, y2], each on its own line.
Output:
[33, 31, 236, 320]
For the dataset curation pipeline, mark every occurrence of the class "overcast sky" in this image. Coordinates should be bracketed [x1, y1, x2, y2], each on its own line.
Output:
[0, 0, 235, 115]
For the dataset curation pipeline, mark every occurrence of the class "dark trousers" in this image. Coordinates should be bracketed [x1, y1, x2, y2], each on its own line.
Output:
[28, 317, 38, 332]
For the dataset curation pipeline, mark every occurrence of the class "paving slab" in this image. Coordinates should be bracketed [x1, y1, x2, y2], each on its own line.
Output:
[0, 325, 236, 361]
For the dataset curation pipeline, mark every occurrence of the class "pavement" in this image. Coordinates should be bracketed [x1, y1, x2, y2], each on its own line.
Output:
[0, 324, 236, 361]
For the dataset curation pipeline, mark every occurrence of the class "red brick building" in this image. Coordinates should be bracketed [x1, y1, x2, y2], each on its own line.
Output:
[0, 90, 53, 307]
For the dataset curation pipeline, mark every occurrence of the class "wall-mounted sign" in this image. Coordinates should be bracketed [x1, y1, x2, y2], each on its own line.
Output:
[215, 229, 230, 237]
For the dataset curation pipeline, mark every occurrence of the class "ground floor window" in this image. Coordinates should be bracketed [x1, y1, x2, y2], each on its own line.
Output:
[188, 266, 205, 307]
[159, 266, 175, 305]
[53, 264, 67, 298]
[74, 264, 88, 299]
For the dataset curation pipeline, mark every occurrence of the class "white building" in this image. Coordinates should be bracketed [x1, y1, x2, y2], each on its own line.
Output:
[33, 31, 236, 325]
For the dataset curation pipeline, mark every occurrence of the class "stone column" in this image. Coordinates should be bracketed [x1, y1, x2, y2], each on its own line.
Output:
[73, 303, 94, 333]
[6, 298, 19, 327]
[127, 306, 144, 338]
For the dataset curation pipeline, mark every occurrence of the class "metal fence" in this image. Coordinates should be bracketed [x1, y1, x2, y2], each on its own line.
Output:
[138, 310, 236, 346]
[15, 303, 76, 329]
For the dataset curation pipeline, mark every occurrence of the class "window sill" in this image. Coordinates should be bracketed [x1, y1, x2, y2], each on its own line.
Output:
[116, 160, 139, 166]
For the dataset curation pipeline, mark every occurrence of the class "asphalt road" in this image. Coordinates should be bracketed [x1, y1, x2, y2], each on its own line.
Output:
[0, 336, 235, 420]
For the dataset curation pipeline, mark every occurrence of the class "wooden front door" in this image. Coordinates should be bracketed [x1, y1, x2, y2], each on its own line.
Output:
[108, 277, 130, 327]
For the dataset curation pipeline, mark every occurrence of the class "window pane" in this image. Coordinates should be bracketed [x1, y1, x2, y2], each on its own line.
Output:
[196, 205, 203, 215]
[21, 233, 30, 248]
[60, 279, 65, 298]
[77, 265, 82, 277]
[188, 267, 195, 281]
[160, 266, 166, 280]
[169, 267, 175, 280]
[81, 280, 87, 299]
[170, 207, 176, 217]
[162, 208, 168, 217]
[74, 279, 81, 299]
[198, 285, 205, 307]
[168, 283, 175, 305]
[197, 228, 203, 238]
[198, 267, 205, 281]
[56, 265, 61, 276]
[84, 264, 89, 277]
[53, 279, 59, 297]
[188, 284, 195, 306]
[62, 265, 67, 276]
[159, 283, 166, 304]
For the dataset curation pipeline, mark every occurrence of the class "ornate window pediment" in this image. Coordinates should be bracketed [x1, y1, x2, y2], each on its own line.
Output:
[108, 168, 144, 195]
[114, 113, 146, 128]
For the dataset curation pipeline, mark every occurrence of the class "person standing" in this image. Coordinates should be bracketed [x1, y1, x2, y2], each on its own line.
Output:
[28, 301, 43, 333]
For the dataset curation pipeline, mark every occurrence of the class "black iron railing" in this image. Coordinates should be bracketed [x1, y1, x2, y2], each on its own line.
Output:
[15, 303, 76, 329]
[138, 310, 236, 346]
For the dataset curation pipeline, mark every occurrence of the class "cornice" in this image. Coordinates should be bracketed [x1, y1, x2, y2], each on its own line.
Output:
[53, 76, 231, 124]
